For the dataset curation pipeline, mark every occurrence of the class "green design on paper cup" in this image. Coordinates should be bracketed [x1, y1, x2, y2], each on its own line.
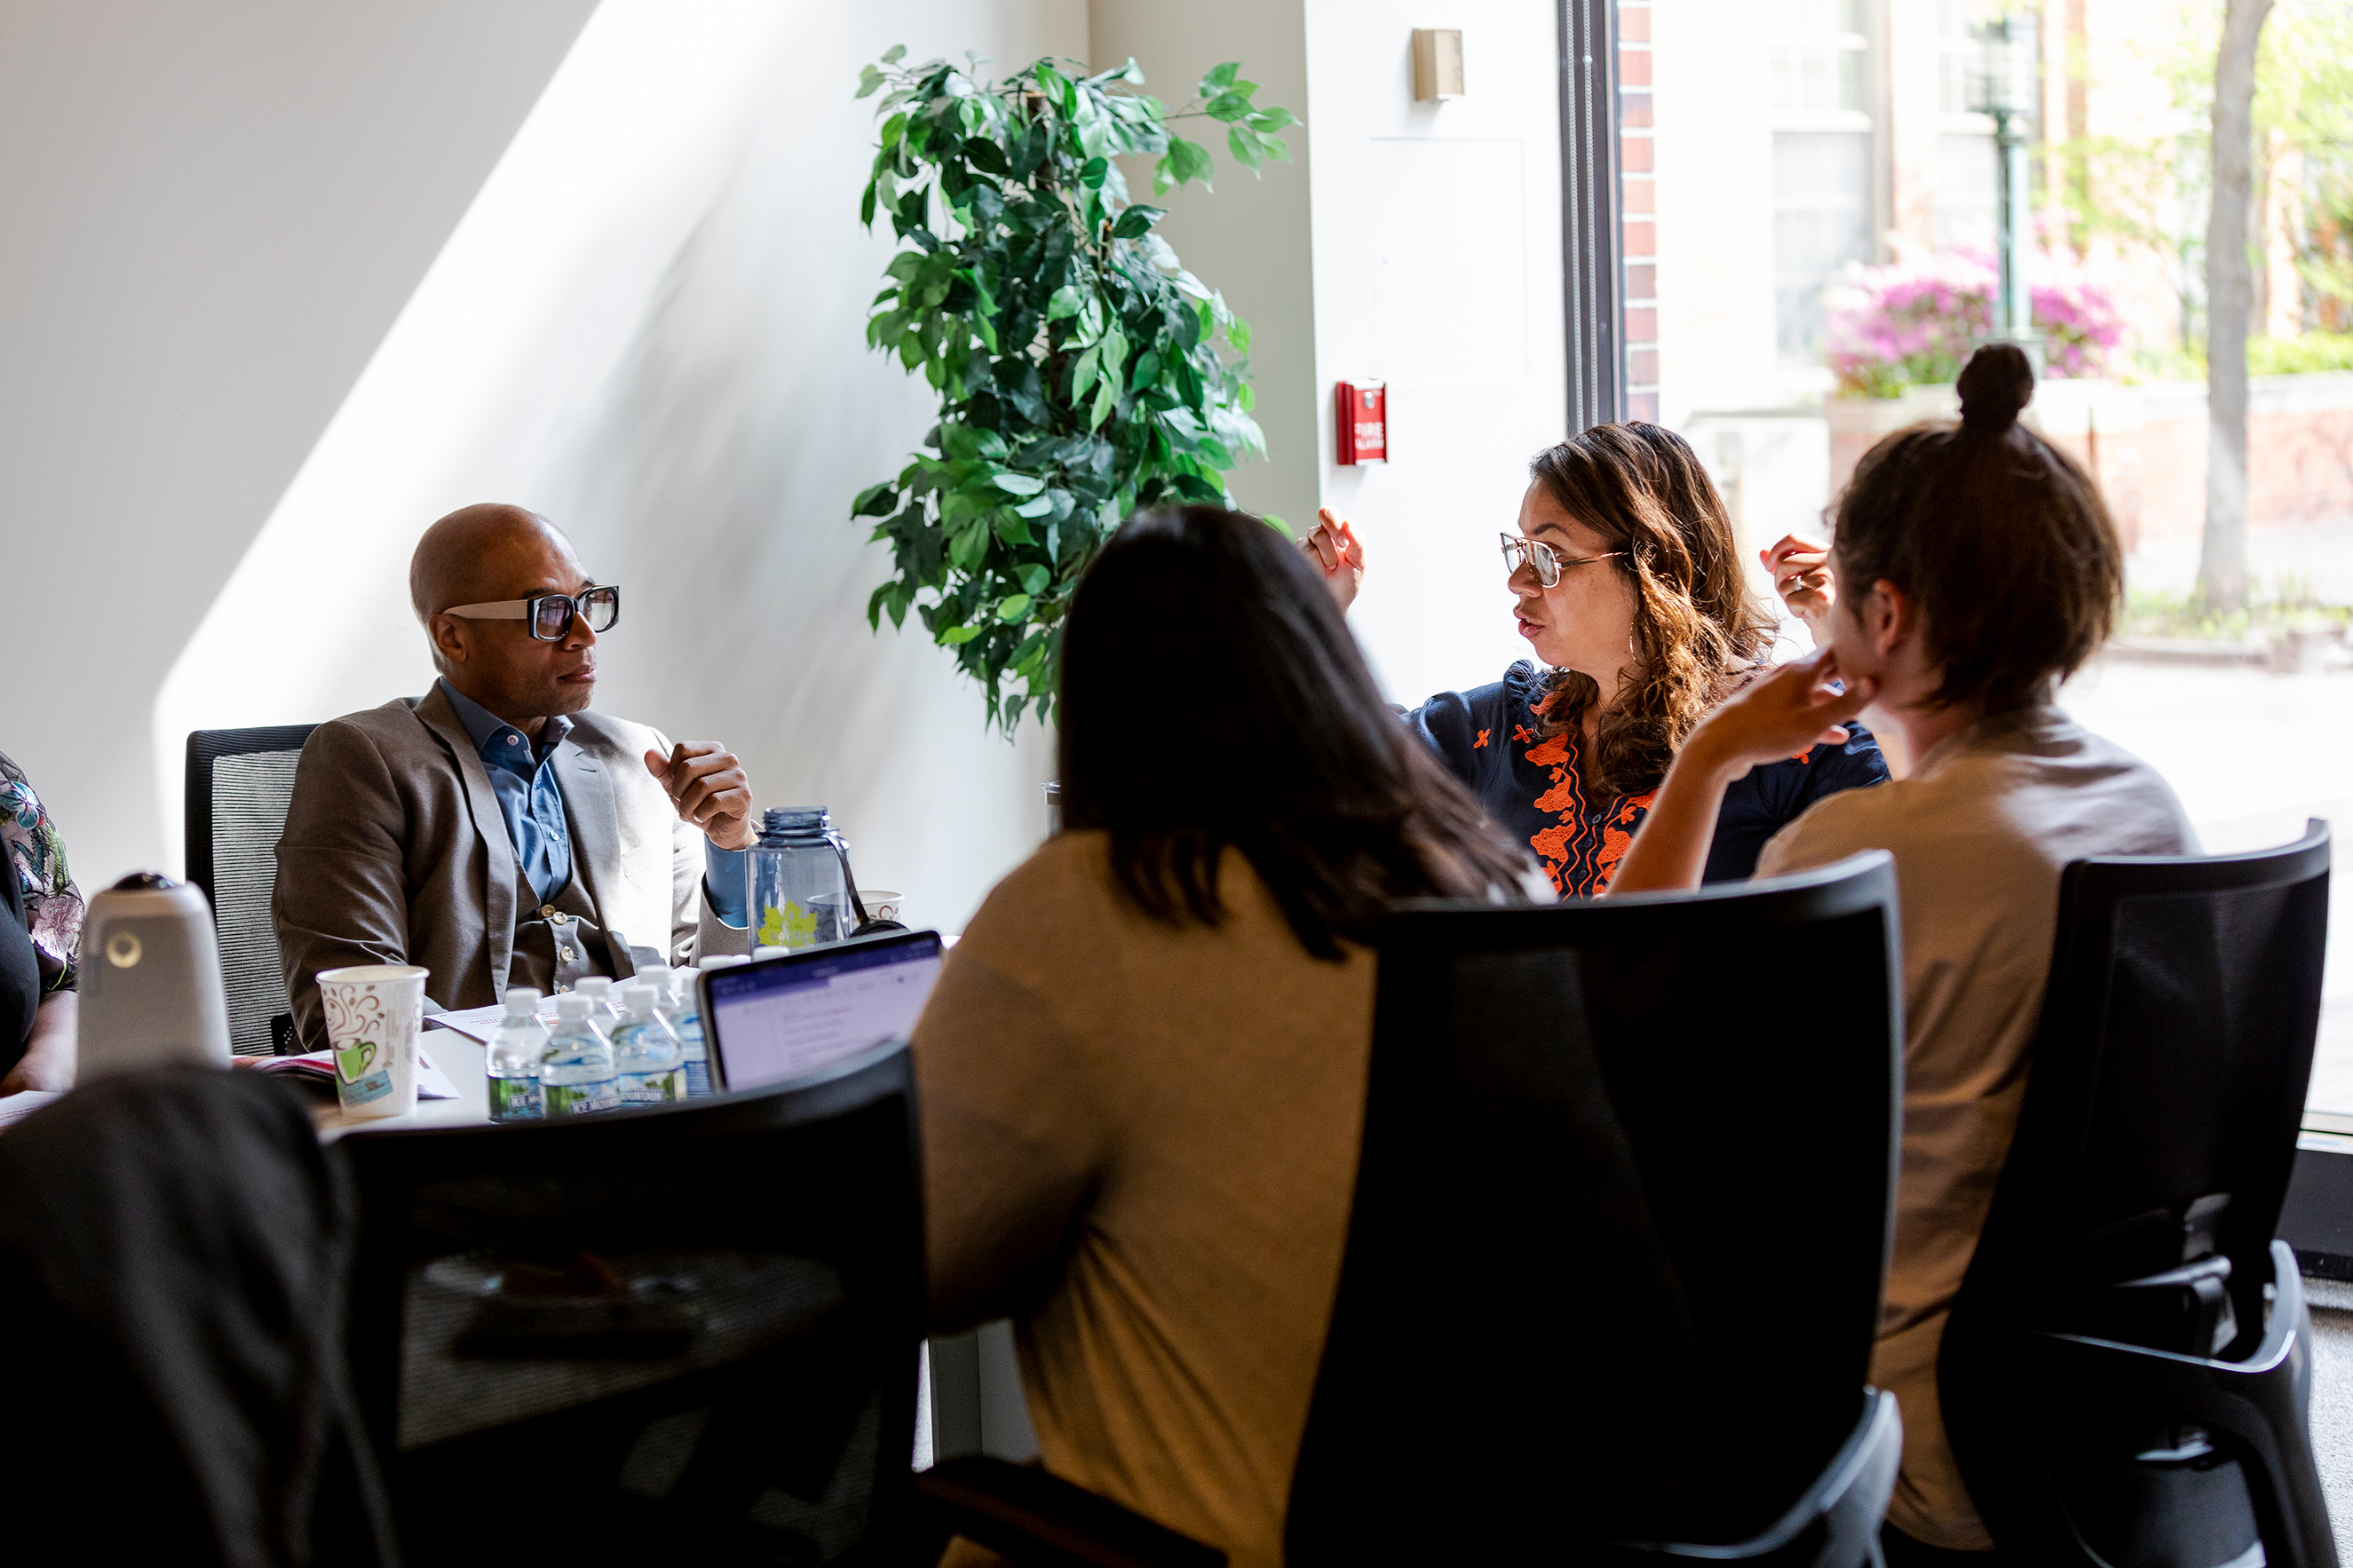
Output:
[336, 1038, 380, 1084]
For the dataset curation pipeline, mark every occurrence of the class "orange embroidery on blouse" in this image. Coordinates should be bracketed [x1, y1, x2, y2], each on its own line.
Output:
[1474, 728, 1491, 748]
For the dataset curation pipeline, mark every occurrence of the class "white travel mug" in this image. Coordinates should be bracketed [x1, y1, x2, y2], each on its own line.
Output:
[316, 963, 429, 1119]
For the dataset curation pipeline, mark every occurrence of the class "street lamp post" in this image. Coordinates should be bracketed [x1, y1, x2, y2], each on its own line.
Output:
[1971, 13, 2043, 368]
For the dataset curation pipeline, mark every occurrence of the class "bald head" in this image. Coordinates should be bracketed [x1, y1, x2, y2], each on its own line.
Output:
[408, 503, 578, 624]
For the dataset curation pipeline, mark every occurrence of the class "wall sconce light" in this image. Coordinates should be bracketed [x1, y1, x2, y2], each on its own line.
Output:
[1412, 29, 1464, 101]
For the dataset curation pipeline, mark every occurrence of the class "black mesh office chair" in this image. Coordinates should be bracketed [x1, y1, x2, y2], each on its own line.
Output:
[186, 724, 316, 1055]
[1941, 821, 2336, 1568]
[339, 1041, 1218, 1568]
[1286, 853, 1905, 1566]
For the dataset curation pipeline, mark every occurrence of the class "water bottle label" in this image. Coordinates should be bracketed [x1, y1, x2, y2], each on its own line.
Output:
[685, 1061, 713, 1098]
[545, 1080, 620, 1116]
[488, 1076, 543, 1122]
[618, 1069, 686, 1106]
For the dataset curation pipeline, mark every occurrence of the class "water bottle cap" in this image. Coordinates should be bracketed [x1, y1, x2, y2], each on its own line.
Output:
[757, 806, 832, 843]
[555, 994, 590, 1016]
[635, 966, 672, 992]
[752, 946, 790, 962]
[503, 986, 542, 1014]
[701, 954, 750, 970]
[622, 985, 658, 1011]
[574, 976, 612, 997]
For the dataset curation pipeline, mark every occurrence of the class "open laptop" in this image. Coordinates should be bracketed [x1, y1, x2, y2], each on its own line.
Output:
[697, 929, 945, 1092]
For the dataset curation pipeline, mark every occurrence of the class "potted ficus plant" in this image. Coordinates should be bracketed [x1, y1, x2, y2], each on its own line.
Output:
[851, 48, 1299, 731]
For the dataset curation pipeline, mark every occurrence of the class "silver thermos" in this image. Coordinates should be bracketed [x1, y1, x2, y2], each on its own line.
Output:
[76, 873, 233, 1081]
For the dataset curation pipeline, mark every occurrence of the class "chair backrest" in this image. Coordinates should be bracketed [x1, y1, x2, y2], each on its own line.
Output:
[1960, 820, 2332, 1327]
[1286, 854, 1904, 1560]
[337, 1041, 925, 1564]
[186, 724, 315, 1056]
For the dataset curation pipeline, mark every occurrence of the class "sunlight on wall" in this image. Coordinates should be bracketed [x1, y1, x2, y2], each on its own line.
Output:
[159, 0, 1084, 928]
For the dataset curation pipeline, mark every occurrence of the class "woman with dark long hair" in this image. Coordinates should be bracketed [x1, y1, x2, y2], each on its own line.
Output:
[912, 504, 1534, 1568]
[1305, 423, 1889, 897]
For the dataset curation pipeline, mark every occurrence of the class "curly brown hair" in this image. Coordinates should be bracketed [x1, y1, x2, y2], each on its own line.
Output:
[1529, 424, 1778, 799]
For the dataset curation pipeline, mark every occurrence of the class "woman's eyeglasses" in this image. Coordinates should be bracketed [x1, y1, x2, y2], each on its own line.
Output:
[441, 584, 622, 641]
[1499, 534, 1621, 589]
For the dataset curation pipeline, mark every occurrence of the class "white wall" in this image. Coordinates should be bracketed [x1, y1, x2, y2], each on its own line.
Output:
[0, 0, 598, 888]
[1302, 0, 1570, 708]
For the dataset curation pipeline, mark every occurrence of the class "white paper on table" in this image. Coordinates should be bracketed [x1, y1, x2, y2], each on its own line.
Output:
[0, 1089, 63, 1129]
[262, 1048, 462, 1101]
[424, 999, 559, 1043]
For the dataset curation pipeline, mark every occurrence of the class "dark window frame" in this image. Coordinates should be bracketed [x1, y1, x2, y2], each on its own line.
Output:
[1558, 0, 1625, 432]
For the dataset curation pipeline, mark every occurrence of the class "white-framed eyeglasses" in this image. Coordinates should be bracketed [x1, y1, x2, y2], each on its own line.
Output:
[442, 584, 621, 641]
[1499, 534, 1621, 589]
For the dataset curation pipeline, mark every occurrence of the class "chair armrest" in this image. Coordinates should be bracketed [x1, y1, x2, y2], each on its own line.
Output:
[914, 1455, 1225, 1568]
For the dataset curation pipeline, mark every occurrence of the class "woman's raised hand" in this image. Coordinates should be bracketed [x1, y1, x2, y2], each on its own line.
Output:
[1761, 532, 1834, 643]
[1302, 508, 1366, 613]
[1691, 647, 1877, 774]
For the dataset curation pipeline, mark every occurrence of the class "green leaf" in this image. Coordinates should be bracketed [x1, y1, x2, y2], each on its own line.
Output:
[1200, 60, 1240, 92]
[1229, 124, 1264, 171]
[1227, 315, 1252, 354]
[991, 471, 1046, 495]
[1248, 105, 1298, 132]
[857, 64, 885, 99]
[882, 43, 906, 64]
[1071, 344, 1102, 401]
[1129, 348, 1163, 392]
[1081, 155, 1109, 187]
[1155, 136, 1214, 196]
[1088, 377, 1118, 430]
[1045, 285, 1085, 321]
[1204, 92, 1253, 123]
[1110, 204, 1167, 240]
[1013, 493, 1057, 518]
[852, 482, 899, 517]
[1020, 564, 1051, 594]
[996, 594, 1032, 621]
[940, 623, 984, 645]
[1262, 514, 1295, 540]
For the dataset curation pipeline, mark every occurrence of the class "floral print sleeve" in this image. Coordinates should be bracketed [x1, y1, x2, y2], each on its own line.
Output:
[0, 751, 82, 992]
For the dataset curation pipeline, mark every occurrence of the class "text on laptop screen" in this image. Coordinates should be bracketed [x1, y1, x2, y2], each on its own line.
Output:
[705, 936, 942, 1089]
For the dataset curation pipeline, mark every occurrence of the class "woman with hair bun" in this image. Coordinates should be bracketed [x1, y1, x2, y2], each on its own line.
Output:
[1304, 422, 1889, 898]
[1608, 344, 2199, 1560]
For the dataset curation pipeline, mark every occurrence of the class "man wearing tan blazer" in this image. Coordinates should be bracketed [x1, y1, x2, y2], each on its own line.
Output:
[274, 504, 757, 1049]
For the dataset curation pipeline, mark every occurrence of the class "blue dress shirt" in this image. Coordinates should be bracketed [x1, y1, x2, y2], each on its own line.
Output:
[438, 679, 748, 925]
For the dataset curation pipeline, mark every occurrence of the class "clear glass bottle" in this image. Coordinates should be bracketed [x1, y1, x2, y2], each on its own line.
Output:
[749, 807, 849, 951]
[612, 984, 687, 1106]
[485, 986, 548, 1123]
[540, 994, 620, 1117]
[571, 975, 623, 1039]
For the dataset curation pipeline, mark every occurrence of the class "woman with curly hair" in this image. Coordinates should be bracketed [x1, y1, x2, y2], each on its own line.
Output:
[1306, 422, 1889, 897]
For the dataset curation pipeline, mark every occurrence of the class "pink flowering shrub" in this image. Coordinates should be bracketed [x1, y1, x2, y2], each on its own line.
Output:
[1825, 250, 2125, 397]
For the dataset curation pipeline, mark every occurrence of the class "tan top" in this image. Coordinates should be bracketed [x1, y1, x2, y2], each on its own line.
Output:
[1756, 706, 2198, 1548]
[912, 832, 1375, 1568]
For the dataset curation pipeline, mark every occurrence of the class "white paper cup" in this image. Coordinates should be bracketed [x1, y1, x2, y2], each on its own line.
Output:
[317, 963, 428, 1119]
[815, 890, 905, 931]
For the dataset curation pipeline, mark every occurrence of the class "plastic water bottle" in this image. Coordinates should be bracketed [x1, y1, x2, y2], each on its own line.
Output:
[612, 984, 687, 1106]
[749, 807, 850, 951]
[485, 986, 549, 1122]
[571, 975, 623, 1039]
[540, 994, 620, 1116]
[669, 963, 717, 1097]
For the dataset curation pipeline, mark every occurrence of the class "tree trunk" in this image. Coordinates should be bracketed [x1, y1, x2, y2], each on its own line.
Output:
[2199, 0, 2272, 614]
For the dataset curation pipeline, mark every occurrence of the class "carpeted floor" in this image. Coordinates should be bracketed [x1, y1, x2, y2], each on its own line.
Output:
[2302, 1279, 2353, 1532]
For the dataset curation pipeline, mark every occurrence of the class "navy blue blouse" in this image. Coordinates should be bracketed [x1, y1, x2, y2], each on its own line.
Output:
[1409, 662, 1890, 899]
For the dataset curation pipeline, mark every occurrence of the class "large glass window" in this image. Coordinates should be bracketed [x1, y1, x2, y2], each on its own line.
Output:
[1770, 0, 1878, 364]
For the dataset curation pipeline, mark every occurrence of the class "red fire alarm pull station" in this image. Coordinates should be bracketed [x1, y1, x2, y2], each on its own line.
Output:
[1335, 379, 1388, 464]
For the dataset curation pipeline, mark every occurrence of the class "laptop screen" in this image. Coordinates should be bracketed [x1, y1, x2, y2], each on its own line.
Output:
[702, 931, 944, 1091]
